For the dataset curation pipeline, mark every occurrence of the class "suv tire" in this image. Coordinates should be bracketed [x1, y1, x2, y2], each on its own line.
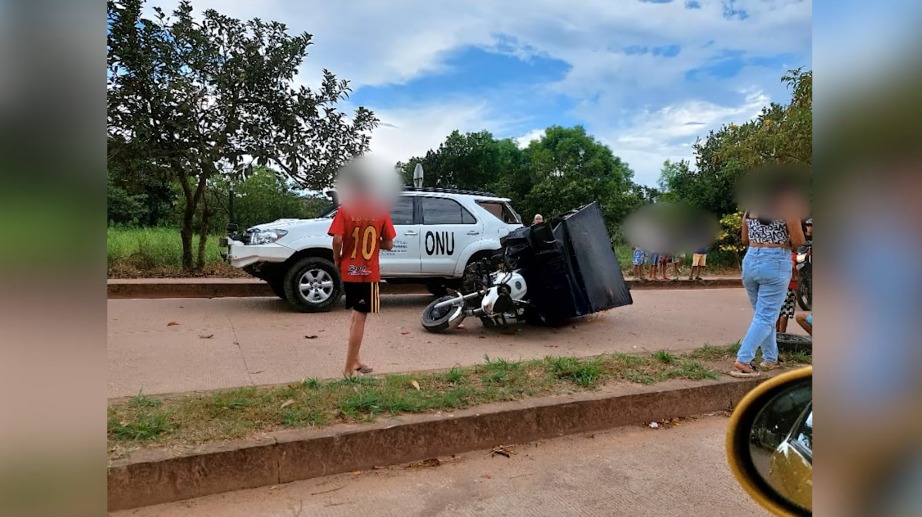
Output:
[283, 257, 341, 313]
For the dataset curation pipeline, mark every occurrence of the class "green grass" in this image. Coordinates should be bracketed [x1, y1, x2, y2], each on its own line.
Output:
[107, 344, 811, 456]
[107, 227, 239, 277]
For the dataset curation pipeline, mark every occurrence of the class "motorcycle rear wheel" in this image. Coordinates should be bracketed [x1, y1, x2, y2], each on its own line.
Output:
[421, 296, 465, 333]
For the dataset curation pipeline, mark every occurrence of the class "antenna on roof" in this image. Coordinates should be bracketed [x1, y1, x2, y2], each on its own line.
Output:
[413, 163, 424, 188]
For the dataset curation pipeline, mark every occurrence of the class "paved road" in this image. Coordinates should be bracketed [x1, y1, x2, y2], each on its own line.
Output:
[107, 289, 809, 398]
[110, 414, 768, 517]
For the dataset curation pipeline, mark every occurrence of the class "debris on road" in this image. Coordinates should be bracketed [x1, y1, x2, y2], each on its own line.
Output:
[490, 445, 516, 458]
[280, 399, 295, 409]
[199, 334, 214, 339]
[167, 321, 180, 326]
[649, 422, 659, 429]
[401, 330, 411, 335]
[411, 380, 421, 391]
[305, 335, 319, 339]
[406, 458, 441, 469]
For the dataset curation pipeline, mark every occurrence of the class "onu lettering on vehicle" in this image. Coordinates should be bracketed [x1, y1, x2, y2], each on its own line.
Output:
[425, 231, 455, 255]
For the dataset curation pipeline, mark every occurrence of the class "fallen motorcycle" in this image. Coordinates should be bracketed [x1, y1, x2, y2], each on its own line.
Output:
[420, 202, 633, 333]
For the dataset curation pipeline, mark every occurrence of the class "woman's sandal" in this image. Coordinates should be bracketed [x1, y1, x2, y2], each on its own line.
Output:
[355, 365, 374, 375]
[759, 361, 780, 370]
[729, 362, 761, 378]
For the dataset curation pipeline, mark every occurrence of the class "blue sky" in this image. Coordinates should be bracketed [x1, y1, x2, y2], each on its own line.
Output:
[147, 0, 812, 186]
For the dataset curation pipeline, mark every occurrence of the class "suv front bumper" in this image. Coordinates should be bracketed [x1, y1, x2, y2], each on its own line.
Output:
[221, 238, 293, 268]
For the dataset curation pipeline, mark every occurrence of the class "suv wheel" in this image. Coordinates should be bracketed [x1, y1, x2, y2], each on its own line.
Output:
[425, 280, 456, 297]
[283, 257, 341, 312]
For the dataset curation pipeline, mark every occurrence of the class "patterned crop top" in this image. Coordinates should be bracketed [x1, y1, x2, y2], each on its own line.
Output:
[746, 213, 789, 244]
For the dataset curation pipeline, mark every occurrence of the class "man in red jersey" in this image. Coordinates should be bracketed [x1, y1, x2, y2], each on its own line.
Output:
[328, 201, 397, 378]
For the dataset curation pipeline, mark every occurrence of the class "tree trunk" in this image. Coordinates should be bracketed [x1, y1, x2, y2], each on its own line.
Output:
[177, 165, 209, 272]
[195, 182, 210, 272]
[177, 171, 196, 272]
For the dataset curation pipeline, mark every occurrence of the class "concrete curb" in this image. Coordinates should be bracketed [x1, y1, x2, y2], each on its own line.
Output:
[108, 376, 762, 511]
[107, 277, 742, 299]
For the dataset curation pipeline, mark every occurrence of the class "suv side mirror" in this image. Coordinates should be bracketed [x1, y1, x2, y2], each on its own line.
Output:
[727, 366, 812, 516]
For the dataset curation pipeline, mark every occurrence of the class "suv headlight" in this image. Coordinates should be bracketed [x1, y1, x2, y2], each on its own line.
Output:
[249, 229, 288, 245]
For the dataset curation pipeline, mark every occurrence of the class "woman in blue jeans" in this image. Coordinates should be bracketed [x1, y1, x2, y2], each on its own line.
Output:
[731, 210, 806, 377]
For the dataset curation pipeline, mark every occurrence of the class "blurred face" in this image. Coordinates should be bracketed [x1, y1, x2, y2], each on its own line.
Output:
[335, 155, 400, 217]
[533, 214, 543, 224]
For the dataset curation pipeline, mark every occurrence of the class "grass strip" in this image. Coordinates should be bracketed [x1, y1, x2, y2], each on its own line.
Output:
[108, 342, 809, 457]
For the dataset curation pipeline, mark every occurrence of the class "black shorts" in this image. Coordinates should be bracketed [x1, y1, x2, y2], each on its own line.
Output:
[343, 282, 380, 314]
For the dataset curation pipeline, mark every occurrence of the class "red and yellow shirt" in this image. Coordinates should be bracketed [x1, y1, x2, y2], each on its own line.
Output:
[328, 208, 396, 283]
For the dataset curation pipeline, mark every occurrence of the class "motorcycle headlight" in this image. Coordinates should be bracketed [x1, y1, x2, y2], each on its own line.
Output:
[796, 253, 806, 263]
[249, 229, 288, 245]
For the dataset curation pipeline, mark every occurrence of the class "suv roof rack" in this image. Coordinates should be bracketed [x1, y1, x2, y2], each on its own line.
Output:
[401, 186, 500, 197]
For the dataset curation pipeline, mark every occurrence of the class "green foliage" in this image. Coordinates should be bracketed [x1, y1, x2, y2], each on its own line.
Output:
[658, 69, 812, 220]
[107, 0, 376, 270]
[398, 125, 645, 235]
[717, 212, 746, 263]
[107, 171, 149, 227]
[205, 166, 330, 231]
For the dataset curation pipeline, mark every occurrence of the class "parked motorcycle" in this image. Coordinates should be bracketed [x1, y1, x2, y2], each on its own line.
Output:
[795, 241, 812, 310]
[420, 202, 633, 333]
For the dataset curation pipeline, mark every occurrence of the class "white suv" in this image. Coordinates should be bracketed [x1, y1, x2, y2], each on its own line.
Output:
[222, 187, 524, 312]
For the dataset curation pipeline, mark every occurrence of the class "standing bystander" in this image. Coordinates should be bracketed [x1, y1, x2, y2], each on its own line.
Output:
[328, 202, 397, 378]
[689, 247, 708, 280]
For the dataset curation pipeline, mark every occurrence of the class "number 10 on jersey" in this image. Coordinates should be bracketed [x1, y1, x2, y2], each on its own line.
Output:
[352, 225, 378, 260]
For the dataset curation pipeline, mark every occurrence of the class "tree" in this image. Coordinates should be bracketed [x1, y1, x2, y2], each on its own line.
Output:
[206, 166, 318, 230]
[656, 159, 693, 203]
[107, 0, 378, 271]
[515, 126, 638, 232]
[659, 68, 812, 220]
[396, 130, 517, 191]
[396, 125, 642, 233]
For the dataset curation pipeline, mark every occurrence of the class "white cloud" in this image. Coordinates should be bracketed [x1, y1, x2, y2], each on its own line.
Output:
[602, 91, 769, 185]
[142, 0, 811, 184]
[356, 99, 517, 166]
[514, 129, 546, 148]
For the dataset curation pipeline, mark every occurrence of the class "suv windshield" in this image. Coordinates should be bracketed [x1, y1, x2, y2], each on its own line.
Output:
[477, 200, 521, 224]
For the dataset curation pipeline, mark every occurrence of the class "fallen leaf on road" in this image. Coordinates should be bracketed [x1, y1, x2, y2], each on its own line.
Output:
[481, 473, 493, 479]
[269, 486, 278, 490]
[280, 399, 295, 409]
[305, 335, 318, 339]
[352, 471, 362, 476]
[411, 380, 421, 391]
[167, 321, 180, 326]
[199, 334, 214, 339]
[544, 345, 558, 348]
[478, 336, 486, 339]
[401, 330, 411, 335]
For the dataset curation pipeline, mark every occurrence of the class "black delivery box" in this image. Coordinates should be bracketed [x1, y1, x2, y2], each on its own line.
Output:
[503, 201, 633, 320]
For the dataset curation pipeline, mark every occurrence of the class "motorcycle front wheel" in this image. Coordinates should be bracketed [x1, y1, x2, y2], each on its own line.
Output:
[421, 296, 465, 333]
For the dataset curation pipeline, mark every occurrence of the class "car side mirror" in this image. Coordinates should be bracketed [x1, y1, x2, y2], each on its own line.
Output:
[727, 366, 812, 516]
